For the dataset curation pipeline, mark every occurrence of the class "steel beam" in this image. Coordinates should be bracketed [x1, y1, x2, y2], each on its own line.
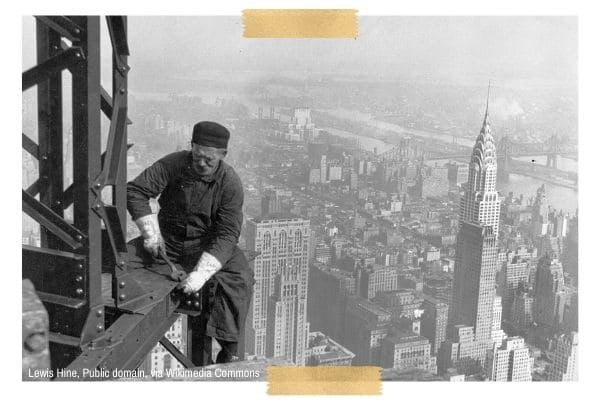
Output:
[22, 190, 85, 250]
[70, 16, 104, 341]
[35, 16, 83, 43]
[22, 133, 39, 159]
[159, 336, 195, 369]
[23, 46, 83, 91]
[36, 21, 66, 250]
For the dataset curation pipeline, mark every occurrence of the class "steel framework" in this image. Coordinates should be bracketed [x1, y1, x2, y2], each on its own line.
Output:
[22, 16, 218, 377]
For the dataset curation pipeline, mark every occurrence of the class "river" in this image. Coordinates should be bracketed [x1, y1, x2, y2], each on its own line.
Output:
[322, 112, 578, 213]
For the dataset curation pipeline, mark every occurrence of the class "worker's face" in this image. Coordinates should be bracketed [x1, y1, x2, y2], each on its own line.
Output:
[191, 144, 226, 176]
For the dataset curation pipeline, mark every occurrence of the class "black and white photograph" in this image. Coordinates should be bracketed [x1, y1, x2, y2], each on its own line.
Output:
[15, 3, 594, 395]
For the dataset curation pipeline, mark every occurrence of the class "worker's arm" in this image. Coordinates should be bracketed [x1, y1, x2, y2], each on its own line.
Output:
[181, 168, 244, 294]
[127, 152, 181, 256]
[127, 153, 180, 220]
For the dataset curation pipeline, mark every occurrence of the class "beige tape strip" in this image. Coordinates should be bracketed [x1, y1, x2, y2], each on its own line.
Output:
[267, 366, 381, 395]
[242, 9, 358, 38]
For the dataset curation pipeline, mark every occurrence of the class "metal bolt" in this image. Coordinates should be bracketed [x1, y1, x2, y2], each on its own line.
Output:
[119, 294, 126, 300]
[75, 51, 81, 58]
[186, 300, 192, 306]
[96, 309, 103, 317]
[77, 263, 83, 269]
[119, 260, 126, 267]
[193, 301, 200, 308]
[194, 292, 200, 298]
[76, 288, 84, 295]
[119, 281, 126, 288]
[41, 155, 48, 161]
[75, 235, 83, 242]
[24, 333, 46, 353]
[74, 28, 81, 35]
[75, 275, 83, 283]
[93, 204, 101, 210]
[55, 200, 62, 206]
[96, 324, 104, 332]
[119, 87, 125, 94]
[94, 182, 102, 189]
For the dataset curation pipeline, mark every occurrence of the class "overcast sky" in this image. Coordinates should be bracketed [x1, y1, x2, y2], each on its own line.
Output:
[22, 16, 577, 85]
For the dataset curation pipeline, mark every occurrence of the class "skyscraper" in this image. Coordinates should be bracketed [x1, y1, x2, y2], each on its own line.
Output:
[421, 295, 449, 355]
[533, 256, 565, 330]
[444, 85, 500, 372]
[458, 87, 501, 237]
[486, 336, 533, 382]
[549, 332, 578, 381]
[244, 215, 311, 364]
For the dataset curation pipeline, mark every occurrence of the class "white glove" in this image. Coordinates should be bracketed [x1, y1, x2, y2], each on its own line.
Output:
[135, 214, 165, 258]
[181, 252, 222, 294]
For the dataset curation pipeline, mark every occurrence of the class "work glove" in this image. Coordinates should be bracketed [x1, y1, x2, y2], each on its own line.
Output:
[134, 214, 165, 258]
[180, 252, 222, 294]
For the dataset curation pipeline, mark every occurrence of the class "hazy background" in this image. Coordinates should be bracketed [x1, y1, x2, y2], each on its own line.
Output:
[23, 16, 577, 86]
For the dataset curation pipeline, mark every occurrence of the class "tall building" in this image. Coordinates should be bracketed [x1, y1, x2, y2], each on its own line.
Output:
[499, 254, 530, 319]
[458, 91, 501, 237]
[549, 332, 578, 381]
[449, 223, 497, 343]
[491, 296, 507, 348]
[444, 87, 500, 372]
[307, 264, 356, 342]
[421, 295, 449, 355]
[533, 256, 565, 330]
[245, 216, 311, 364]
[531, 185, 550, 236]
[486, 336, 533, 382]
[343, 297, 391, 365]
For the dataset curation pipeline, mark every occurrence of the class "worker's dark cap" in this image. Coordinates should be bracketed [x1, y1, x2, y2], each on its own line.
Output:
[192, 121, 230, 149]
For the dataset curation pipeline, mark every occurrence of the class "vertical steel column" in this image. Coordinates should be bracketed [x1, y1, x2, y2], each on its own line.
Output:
[70, 17, 104, 332]
[36, 20, 64, 250]
[111, 17, 128, 233]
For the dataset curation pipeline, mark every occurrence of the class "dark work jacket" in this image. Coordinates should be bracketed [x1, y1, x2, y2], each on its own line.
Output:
[127, 151, 244, 267]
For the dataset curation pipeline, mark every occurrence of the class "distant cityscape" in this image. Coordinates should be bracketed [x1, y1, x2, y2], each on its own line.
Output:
[22, 77, 578, 381]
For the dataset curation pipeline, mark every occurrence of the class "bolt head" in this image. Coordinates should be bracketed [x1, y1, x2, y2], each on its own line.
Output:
[119, 281, 126, 288]
[75, 275, 83, 282]
[75, 235, 83, 242]
[119, 87, 125, 94]
[94, 182, 101, 189]
[119, 294, 126, 300]
[194, 292, 200, 298]
[193, 301, 200, 308]
[119, 260, 126, 267]
[96, 309, 103, 317]
[96, 324, 104, 332]
[76, 288, 84, 295]
[24, 333, 46, 353]
[186, 300, 192, 306]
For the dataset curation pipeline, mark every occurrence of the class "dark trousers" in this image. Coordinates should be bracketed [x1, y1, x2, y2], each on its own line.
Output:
[127, 237, 254, 365]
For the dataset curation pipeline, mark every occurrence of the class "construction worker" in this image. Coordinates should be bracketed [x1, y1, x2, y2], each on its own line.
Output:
[127, 121, 254, 365]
